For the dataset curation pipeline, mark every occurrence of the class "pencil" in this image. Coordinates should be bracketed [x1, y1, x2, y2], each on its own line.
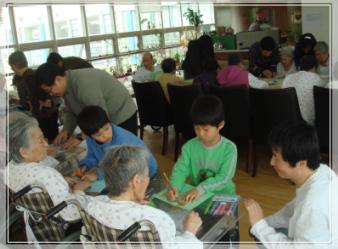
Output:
[162, 172, 175, 192]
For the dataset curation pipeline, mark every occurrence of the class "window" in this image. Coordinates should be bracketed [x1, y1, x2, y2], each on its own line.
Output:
[164, 32, 180, 46]
[142, 34, 161, 49]
[162, 3, 181, 28]
[90, 40, 113, 58]
[14, 6, 51, 43]
[120, 54, 141, 73]
[198, 4, 214, 24]
[91, 58, 117, 73]
[139, 5, 162, 30]
[0, 47, 15, 75]
[1, 7, 14, 46]
[114, 5, 139, 33]
[181, 3, 199, 26]
[53, 5, 84, 39]
[165, 47, 186, 64]
[152, 50, 165, 66]
[85, 4, 114, 35]
[118, 36, 138, 53]
[58, 44, 86, 58]
[24, 48, 50, 67]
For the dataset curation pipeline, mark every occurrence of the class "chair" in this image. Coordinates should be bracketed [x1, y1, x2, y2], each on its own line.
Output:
[167, 84, 200, 160]
[249, 87, 303, 176]
[47, 200, 162, 249]
[314, 86, 330, 154]
[209, 85, 253, 174]
[9, 184, 81, 242]
[132, 81, 173, 155]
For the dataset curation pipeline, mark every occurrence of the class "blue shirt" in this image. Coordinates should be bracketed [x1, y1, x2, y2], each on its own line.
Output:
[80, 124, 158, 179]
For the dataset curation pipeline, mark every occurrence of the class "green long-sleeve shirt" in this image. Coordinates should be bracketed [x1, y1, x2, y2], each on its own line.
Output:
[170, 136, 237, 195]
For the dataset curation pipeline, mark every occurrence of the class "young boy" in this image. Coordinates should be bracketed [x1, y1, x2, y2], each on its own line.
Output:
[167, 95, 237, 202]
[76, 105, 158, 180]
[245, 122, 338, 248]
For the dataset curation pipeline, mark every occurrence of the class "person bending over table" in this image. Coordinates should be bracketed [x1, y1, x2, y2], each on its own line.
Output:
[7, 116, 91, 222]
[35, 63, 137, 146]
[248, 36, 279, 78]
[86, 145, 203, 249]
[74, 105, 158, 181]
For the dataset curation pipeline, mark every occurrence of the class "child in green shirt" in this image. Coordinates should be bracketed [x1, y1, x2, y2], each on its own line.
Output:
[167, 95, 237, 202]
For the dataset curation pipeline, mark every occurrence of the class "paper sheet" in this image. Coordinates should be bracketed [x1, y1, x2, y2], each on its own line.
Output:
[152, 184, 214, 210]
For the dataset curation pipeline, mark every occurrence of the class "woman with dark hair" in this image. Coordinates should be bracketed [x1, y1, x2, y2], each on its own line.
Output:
[293, 33, 317, 68]
[197, 34, 216, 61]
[192, 58, 219, 94]
[182, 40, 202, 80]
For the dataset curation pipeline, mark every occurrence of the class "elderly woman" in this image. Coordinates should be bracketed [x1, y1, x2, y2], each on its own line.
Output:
[314, 41, 329, 84]
[276, 47, 297, 78]
[86, 145, 203, 249]
[7, 116, 91, 221]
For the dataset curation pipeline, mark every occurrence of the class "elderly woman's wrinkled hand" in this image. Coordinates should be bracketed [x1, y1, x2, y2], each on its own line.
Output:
[73, 180, 91, 192]
[64, 176, 77, 186]
[183, 211, 202, 235]
[53, 130, 69, 145]
[81, 168, 97, 182]
[63, 135, 82, 150]
[244, 198, 264, 226]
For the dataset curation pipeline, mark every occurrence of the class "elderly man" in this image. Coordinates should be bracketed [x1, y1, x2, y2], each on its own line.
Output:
[7, 116, 91, 221]
[35, 63, 137, 146]
[314, 41, 330, 84]
[133, 52, 160, 83]
[86, 145, 203, 249]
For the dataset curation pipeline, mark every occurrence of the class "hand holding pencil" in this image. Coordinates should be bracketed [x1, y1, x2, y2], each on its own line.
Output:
[163, 172, 179, 201]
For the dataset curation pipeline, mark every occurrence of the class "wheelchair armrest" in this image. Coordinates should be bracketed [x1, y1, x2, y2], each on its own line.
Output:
[117, 222, 141, 242]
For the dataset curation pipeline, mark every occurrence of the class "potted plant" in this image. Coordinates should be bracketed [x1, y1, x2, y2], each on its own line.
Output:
[183, 8, 203, 39]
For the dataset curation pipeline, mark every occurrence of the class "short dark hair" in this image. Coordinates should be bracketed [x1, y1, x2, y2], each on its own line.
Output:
[190, 95, 224, 127]
[300, 55, 317, 71]
[161, 58, 176, 73]
[299, 33, 317, 50]
[35, 63, 65, 87]
[47, 52, 63, 65]
[77, 105, 110, 136]
[260, 36, 276, 51]
[8, 51, 28, 68]
[228, 53, 241, 66]
[268, 122, 320, 170]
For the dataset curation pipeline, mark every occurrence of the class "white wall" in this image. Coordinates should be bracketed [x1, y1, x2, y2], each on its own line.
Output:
[302, 5, 330, 44]
[214, 6, 243, 33]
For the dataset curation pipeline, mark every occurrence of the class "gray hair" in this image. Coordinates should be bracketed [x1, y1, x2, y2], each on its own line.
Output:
[100, 145, 149, 196]
[9, 116, 39, 163]
[279, 47, 293, 58]
[314, 41, 329, 54]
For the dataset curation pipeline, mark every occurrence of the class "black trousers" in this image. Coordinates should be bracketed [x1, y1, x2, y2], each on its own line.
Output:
[37, 111, 59, 142]
[118, 111, 138, 135]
